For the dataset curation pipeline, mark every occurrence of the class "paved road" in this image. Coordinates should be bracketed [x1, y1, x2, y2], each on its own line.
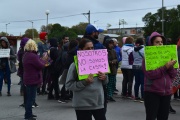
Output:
[0, 73, 180, 120]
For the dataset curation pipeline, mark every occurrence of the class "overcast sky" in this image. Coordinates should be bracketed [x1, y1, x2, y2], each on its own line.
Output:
[0, 0, 179, 36]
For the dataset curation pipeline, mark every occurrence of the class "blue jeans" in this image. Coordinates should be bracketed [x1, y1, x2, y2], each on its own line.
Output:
[0, 61, 11, 93]
[25, 85, 37, 119]
[134, 69, 144, 98]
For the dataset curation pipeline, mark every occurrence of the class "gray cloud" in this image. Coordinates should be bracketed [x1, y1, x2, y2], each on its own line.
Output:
[0, 0, 179, 35]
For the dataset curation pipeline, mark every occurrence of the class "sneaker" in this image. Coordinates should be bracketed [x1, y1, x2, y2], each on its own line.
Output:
[114, 89, 119, 92]
[7, 92, 11, 96]
[127, 94, 134, 99]
[169, 106, 176, 114]
[34, 102, 39, 107]
[32, 114, 37, 118]
[107, 97, 116, 102]
[19, 103, 25, 107]
[113, 92, 118, 95]
[140, 98, 144, 103]
[134, 97, 141, 102]
[58, 99, 67, 103]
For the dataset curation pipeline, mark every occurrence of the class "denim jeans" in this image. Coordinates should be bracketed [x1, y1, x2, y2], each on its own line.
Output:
[134, 69, 144, 98]
[24, 85, 37, 119]
[0, 61, 11, 93]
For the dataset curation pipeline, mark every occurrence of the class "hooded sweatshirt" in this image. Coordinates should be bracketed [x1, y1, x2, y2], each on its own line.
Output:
[66, 63, 108, 110]
[0, 37, 16, 71]
[142, 32, 177, 96]
[133, 45, 144, 66]
[121, 44, 134, 69]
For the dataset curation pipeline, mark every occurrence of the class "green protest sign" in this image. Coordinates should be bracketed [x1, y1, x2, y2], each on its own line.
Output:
[144, 45, 179, 71]
[74, 56, 110, 80]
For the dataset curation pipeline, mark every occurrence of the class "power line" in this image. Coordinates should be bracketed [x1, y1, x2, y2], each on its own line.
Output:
[0, 4, 178, 24]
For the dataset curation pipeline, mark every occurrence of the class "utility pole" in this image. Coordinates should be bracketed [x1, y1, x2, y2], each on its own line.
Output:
[83, 10, 90, 24]
[119, 19, 121, 35]
[162, 0, 164, 36]
[136, 23, 137, 35]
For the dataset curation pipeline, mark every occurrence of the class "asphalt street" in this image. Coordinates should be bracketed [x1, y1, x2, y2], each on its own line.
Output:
[0, 73, 180, 120]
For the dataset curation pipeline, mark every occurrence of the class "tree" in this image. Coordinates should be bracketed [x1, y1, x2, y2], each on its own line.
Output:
[40, 24, 53, 32]
[0, 31, 7, 36]
[106, 23, 112, 29]
[24, 28, 39, 38]
[142, 5, 180, 43]
[70, 22, 88, 35]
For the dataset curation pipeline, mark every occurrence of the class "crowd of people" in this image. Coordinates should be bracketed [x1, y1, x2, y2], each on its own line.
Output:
[0, 24, 180, 120]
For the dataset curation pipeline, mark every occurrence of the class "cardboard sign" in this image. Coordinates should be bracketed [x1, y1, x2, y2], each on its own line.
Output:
[77, 49, 108, 75]
[0, 49, 10, 58]
[144, 45, 178, 71]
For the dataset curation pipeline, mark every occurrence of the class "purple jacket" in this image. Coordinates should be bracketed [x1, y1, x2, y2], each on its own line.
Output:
[142, 32, 177, 96]
[23, 51, 45, 85]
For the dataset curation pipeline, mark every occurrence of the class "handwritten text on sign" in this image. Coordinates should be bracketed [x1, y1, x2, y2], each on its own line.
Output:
[0, 49, 10, 58]
[144, 45, 178, 71]
[77, 49, 108, 75]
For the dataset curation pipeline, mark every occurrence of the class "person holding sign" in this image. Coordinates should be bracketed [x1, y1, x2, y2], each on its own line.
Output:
[0, 37, 16, 96]
[66, 39, 108, 120]
[142, 32, 177, 120]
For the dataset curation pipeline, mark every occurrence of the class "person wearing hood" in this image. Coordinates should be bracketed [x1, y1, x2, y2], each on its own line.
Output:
[120, 36, 134, 99]
[132, 38, 144, 102]
[0, 37, 16, 96]
[105, 38, 118, 102]
[37, 32, 50, 95]
[17, 37, 29, 107]
[47, 38, 60, 100]
[142, 32, 177, 120]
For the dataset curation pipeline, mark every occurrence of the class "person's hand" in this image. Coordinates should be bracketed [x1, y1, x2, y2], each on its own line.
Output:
[98, 71, 106, 81]
[165, 59, 177, 69]
[41, 54, 48, 61]
[86, 74, 93, 84]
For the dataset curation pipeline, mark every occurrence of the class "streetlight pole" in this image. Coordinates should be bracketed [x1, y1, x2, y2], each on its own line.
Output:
[119, 19, 121, 35]
[162, 0, 164, 36]
[45, 10, 50, 33]
[5, 23, 10, 36]
[28, 21, 34, 39]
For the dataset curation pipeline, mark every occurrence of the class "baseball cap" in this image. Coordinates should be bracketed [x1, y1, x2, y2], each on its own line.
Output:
[85, 24, 104, 34]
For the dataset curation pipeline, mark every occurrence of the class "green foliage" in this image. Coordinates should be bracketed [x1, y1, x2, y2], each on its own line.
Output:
[48, 23, 77, 43]
[70, 22, 88, 35]
[24, 28, 39, 38]
[142, 5, 180, 43]
[0, 31, 7, 36]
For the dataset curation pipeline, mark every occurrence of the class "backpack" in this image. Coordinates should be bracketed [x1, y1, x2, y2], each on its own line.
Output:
[124, 48, 134, 65]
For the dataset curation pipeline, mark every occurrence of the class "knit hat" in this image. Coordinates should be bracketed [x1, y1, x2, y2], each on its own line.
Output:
[149, 32, 166, 46]
[20, 37, 29, 47]
[39, 32, 47, 41]
[85, 24, 104, 34]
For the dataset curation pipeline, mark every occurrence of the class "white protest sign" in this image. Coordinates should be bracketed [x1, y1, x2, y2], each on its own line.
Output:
[0, 49, 10, 58]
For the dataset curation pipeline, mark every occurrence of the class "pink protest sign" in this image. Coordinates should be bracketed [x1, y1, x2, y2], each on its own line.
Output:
[77, 49, 108, 75]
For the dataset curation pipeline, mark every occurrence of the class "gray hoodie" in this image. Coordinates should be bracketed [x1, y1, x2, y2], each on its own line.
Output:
[0, 37, 16, 72]
[65, 63, 108, 110]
